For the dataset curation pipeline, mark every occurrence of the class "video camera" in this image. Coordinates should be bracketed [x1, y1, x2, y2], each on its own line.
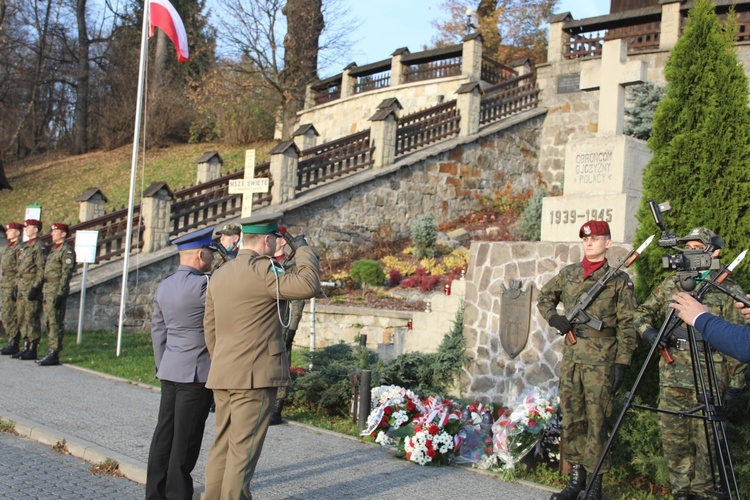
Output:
[648, 200, 721, 290]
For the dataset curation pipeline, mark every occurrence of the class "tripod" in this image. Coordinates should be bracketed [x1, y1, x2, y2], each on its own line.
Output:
[580, 273, 740, 499]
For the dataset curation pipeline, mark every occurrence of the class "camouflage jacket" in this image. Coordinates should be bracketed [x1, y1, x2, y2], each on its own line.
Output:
[16, 238, 45, 290]
[537, 261, 638, 366]
[43, 242, 76, 297]
[0, 241, 21, 288]
[634, 273, 747, 390]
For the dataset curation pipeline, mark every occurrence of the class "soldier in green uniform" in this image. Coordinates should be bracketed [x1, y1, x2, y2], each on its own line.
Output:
[537, 220, 638, 500]
[38, 222, 76, 366]
[269, 225, 306, 425]
[12, 219, 46, 361]
[0, 222, 24, 355]
[634, 227, 747, 500]
[212, 223, 240, 271]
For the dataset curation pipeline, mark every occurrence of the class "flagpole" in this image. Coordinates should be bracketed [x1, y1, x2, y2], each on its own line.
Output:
[117, 0, 151, 356]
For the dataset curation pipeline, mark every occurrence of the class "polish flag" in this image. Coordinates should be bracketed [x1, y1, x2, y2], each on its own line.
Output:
[149, 0, 189, 62]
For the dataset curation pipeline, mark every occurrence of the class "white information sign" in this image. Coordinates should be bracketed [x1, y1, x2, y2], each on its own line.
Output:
[74, 230, 99, 264]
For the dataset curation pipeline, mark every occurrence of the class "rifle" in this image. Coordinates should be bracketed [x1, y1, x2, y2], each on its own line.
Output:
[212, 236, 229, 266]
[563, 235, 654, 346]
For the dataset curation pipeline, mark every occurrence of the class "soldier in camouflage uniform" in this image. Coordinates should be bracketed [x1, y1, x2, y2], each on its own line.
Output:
[212, 223, 240, 271]
[537, 220, 638, 500]
[269, 225, 306, 425]
[12, 219, 46, 361]
[38, 223, 76, 366]
[0, 222, 24, 355]
[635, 227, 747, 500]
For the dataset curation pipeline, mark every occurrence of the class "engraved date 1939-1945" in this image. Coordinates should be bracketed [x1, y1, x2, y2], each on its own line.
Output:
[549, 208, 613, 225]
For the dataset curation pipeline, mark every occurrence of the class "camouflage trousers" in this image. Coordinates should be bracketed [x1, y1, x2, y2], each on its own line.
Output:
[15, 282, 41, 343]
[42, 285, 66, 352]
[1, 285, 19, 343]
[559, 359, 615, 473]
[659, 351, 727, 495]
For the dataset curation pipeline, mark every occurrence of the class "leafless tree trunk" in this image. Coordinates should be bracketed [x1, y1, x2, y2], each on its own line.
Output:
[72, 0, 90, 154]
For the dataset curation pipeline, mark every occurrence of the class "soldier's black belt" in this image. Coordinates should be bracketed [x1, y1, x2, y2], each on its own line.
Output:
[575, 327, 616, 339]
[672, 338, 711, 353]
[673, 326, 703, 343]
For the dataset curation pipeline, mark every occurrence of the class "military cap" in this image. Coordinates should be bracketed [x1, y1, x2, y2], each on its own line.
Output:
[579, 220, 610, 238]
[216, 223, 241, 236]
[677, 227, 716, 245]
[5, 222, 23, 230]
[170, 226, 216, 251]
[25, 219, 42, 228]
[50, 222, 70, 233]
[239, 212, 284, 236]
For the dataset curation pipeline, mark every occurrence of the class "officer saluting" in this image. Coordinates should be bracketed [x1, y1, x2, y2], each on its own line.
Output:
[146, 226, 216, 500]
[203, 212, 321, 499]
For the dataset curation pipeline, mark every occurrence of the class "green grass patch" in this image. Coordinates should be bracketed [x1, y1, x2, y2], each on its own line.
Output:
[0, 419, 17, 434]
[60, 331, 158, 386]
[283, 405, 359, 436]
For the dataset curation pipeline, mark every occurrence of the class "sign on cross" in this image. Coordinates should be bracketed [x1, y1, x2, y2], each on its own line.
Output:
[229, 149, 269, 218]
[580, 39, 648, 135]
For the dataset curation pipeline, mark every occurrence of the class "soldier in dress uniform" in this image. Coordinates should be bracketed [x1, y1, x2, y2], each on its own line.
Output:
[37, 223, 76, 366]
[1, 222, 25, 355]
[12, 219, 46, 361]
[537, 220, 638, 500]
[635, 227, 747, 500]
[146, 226, 216, 500]
[203, 212, 321, 499]
[213, 223, 240, 270]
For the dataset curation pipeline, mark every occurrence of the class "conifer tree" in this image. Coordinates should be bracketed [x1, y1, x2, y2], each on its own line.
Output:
[624, 82, 665, 141]
[633, 0, 750, 298]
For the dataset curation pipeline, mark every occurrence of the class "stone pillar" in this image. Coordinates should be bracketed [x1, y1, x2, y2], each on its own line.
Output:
[141, 182, 173, 253]
[391, 47, 409, 86]
[659, 1, 682, 51]
[75, 188, 108, 222]
[304, 83, 316, 109]
[292, 124, 319, 152]
[547, 13, 573, 63]
[340, 63, 357, 99]
[455, 82, 483, 137]
[511, 58, 532, 77]
[368, 109, 397, 168]
[194, 151, 223, 184]
[269, 141, 299, 205]
[461, 32, 483, 81]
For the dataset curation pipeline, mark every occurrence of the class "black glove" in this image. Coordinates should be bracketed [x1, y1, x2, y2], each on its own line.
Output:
[609, 363, 627, 394]
[53, 295, 65, 309]
[643, 328, 667, 349]
[722, 387, 742, 413]
[11, 286, 17, 301]
[284, 232, 309, 252]
[27, 287, 41, 301]
[548, 314, 573, 335]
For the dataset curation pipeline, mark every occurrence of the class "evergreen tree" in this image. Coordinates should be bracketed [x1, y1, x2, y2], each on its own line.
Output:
[624, 82, 665, 141]
[633, 0, 750, 300]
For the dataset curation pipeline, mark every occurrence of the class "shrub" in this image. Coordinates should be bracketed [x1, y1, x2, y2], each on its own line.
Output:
[482, 182, 533, 217]
[442, 248, 470, 270]
[511, 187, 546, 241]
[400, 267, 441, 292]
[350, 259, 385, 288]
[411, 213, 438, 259]
[387, 268, 403, 286]
[418, 257, 447, 276]
[380, 256, 417, 277]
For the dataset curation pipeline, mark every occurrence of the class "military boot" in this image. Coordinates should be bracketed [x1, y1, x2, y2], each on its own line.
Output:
[579, 473, 603, 500]
[11, 340, 29, 359]
[19, 340, 38, 360]
[269, 398, 285, 426]
[0, 339, 20, 355]
[37, 350, 60, 366]
[550, 463, 586, 500]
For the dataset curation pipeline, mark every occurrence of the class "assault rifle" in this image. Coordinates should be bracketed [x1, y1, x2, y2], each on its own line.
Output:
[563, 235, 654, 346]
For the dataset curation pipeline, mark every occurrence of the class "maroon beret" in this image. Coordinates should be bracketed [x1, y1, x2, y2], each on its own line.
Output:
[24, 219, 42, 228]
[50, 222, 70, 232]
[579, 220, 611, 238]
[5, 222, 23, 230]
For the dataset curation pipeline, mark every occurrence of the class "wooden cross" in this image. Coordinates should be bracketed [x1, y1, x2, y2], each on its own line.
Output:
[580, 39, 648, 135]
[228, 149, 269, 218]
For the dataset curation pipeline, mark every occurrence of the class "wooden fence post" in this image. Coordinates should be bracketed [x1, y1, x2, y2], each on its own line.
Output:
[269, 141, 300, 205]
[368, 108, 397, 168]
[141, 182, 174, 253]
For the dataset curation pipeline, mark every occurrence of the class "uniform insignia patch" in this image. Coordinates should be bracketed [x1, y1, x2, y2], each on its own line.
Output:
[583, 225, 591, 235]
[627, 281, 634, 289]
[65, 259, 72, 264]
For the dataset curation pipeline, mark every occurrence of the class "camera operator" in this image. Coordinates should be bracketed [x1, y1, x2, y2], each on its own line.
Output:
[670, 292, 750, 363]
[212, 223, 240, 270]
[634, 227, 747, 500]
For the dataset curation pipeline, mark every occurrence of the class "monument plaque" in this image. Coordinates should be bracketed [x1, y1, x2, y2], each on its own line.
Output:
[499, 280, 532, 359]
[557, 73, 581, 94]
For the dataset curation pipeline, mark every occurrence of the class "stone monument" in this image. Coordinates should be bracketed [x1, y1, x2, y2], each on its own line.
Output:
[541, 39, 652, 243]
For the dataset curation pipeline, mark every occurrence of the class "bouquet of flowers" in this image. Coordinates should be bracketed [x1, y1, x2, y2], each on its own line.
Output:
[361, 385, 423, 447]
[402, 422, 455, 465]
[478, 386, 558, 478]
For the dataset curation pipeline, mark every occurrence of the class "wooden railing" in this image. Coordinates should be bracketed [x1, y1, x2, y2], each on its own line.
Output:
[169, 162, 272, 236]
[566, 31, 606, 59]
[355, 71, 391, 94]
[481, 56, 517, 85]
[297, 131, 374, 191]
[403, 57, 462, 83]
[479, 73, 540, 126]
[313, 84, 342, 105]
[395, 100, 460, 157]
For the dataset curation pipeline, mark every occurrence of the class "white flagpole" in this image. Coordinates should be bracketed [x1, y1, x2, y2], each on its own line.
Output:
[117, 0, 151, 356]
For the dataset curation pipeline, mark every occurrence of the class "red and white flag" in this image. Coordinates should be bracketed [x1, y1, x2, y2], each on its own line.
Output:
[149, 0, 189, 62]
